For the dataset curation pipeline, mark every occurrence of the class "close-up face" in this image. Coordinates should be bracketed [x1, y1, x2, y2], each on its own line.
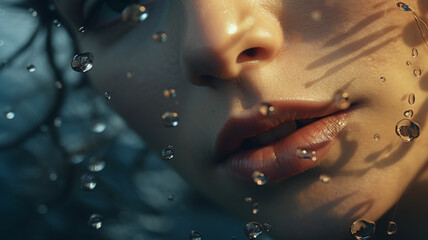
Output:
[56, 0, 428, 239]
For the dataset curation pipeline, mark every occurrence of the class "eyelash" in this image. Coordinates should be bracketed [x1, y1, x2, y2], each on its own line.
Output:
[82, 0, 157, 31]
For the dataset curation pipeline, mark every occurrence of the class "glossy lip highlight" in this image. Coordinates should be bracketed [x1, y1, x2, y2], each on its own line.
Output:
[215, 101, 352, 182]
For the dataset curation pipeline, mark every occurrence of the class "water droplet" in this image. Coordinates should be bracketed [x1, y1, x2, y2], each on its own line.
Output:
[54, 117, 62, 127]
[70, 154, 85, 164]
[189, 230, 202, 240]
[88, 214, 103, 230]
[408, 93, 415, 105]
[168, 194, 175, 201]
[71, 52, 94, 73]
[244, 196, 253, 203]
[259, 103, 275, 116]
[78, 26, 86, 33]
[334, 90, 350, 109]
[395, 119, 420, 142]
[27, 64, 36, 72]
[38, 204, 48, 214]
[373, 134, 381, 141]
[161, 112, 180, 127]
[161, 145, 174, 160]
[387, 221, 397, 235]
[122, 4, 149, 23]
[92, 122, 107, 133]
[406, 60, 412, 66]
[263, 223, 272, 233]
[88, 159, 105, 172]
[152, 32, 168, 43]
[49, 172, 58, 181]
[412, 48, 418, 57]
[397, 2, 412, 11]
[404, 110, 414, 118]
[52, 19, 61, 27]
[380, 76, 386, 82]
[350, 219, 376, 240]
[163, 88, 177, 99]
[104, 91, 112, 100]
[252, 203, 259, 215]
[81, 173, 97, 190]
[54, 81, 63, 89]
[4, 111, 15, 120]
[413, 69, 422, 77]
[311, 10, 322, 21]
[126, 71, 134, 79]
[319, 174, 330, 183]
[296, 149, 317, 161]
[244, 222, 264, 240]
[252, 171, 268, 186]
[29, 8, 38, 17]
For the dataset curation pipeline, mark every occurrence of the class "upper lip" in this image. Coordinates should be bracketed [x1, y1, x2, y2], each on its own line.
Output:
[215, 100, 343, 163]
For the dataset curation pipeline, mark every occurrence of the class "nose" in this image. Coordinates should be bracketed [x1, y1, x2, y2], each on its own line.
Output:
[180, 0, 284, 86]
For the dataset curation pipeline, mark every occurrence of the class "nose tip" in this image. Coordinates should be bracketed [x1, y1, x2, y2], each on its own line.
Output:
[180, 1, 284, 86]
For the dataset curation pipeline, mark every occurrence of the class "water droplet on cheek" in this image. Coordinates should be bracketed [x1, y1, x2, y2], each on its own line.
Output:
[161, 112, 180, 127]
[4, 111, 15, 120]
[88, 214, 103, 229]
[244, 222, 264, 240]
[27, 65, 36, 72]
[259, 103, 275, 116]
[408, 93, 415, 105]
[52, 19, 61, 27]
[395, 119, 420, 142]
[78, 26, 86, 33]
[81, 173, 97, 190]
[88, 159, 106, 172]
[189, 230, 202, 240]
[71, 52, 94, 73]
[92, 122, 107, 133]
[380, 76, 386, 82]
[387, 221, 397, 235]
[350, 219, 376, 240]
[413, 69, 422, 77]
[404, 110, 414, 118]
[373, 134, 381, 141]
[412, 48, 418, 57]
[122, 4, 149, 23]
[406, 60, 412, 66]
[252, 171, 268, 186]
[161, 145, 174, 160]
[334, 90, 350, 109]
[104, 92, 112, 100]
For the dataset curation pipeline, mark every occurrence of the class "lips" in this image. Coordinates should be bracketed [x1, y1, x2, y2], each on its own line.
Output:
[215, 101, 351, 183]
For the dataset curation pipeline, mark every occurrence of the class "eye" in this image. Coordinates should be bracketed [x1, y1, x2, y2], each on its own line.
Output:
[82, 0, 157, 31]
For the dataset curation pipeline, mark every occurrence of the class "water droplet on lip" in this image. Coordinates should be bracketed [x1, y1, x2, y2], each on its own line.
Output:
[404, 110, 414, 118]
[88, 159, 105, 172]
[122, 4, 149, 23]
[259, 103, 275, 116]
[161, 112, 180, 127]
[334, 90, 350, 109]
[163, 88, 177, 99]
[387, 221, 397, 235]
[296, 149, 317, 161]
[412, 48, 418, 57]
[189, 230, 202, 240]
[161, 145, 174, 160]
[408, 93, 416, 105]
[152, 32, 168, 42]
[395, 119, 420, 142]
[71, 52, 94, 73]
[4, 111, 15, 120]
[168, 194, 175, 201]
[350, 219, 375, 240]
[397, 2, 412, 11]
[319, 174, 330, 183]
[252, 171, 268, 186]
[104, 91, 112, 100]
[92, 122, 107, 133]
[88, 214, 103, 229]
[413, 69, 422, 77]
[27, 65, 36, 72]
[373, 134, 381, 141]
[81, 173, 97, 190]
[244, 222, 264, 240]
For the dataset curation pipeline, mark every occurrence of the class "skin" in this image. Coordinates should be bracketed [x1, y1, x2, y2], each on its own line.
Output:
[56, 0, 428, 239]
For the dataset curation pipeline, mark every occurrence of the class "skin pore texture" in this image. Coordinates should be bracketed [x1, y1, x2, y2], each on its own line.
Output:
[56, 0, 428, 239]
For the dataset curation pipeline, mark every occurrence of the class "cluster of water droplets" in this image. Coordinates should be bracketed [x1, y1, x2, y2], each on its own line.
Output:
[122, 4, 149, 23]
[244, 221, 272, 240]
[334, 90, 350, 110]
[88, 214, 103, 230]
[296, 148, 317, 161]
[252, 171, 268, 186]
[259, 103, 275, 116]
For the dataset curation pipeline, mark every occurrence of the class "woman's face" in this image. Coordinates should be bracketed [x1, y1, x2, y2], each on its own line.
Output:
[57, 0, 428, 238]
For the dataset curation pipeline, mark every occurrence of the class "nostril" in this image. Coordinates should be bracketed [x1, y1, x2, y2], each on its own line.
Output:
[237, 47, 267, 63]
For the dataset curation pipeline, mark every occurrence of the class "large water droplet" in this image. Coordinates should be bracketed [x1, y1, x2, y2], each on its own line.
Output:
[404, 110, 414, 118]
[334, 90, 350, 109]
[319, 174, 330, 183]
[244, 222, 264, 240]
[397, 2, 412, 11]
[408, 93, 415, 105]
[161, 145, 174, 160]
[153, 32, 168, 43]
[387, 221, 397, 235]
[350, 219, 375, 240]
[26, 64, 36, 72]
[373, 134, 381, 141]
[252, 202, 259, 215]
[81, 173, 97, 190]
[88, 214, 103, 230]
[395, 119, 420, 142]
[163, 88, 177, 99]
[168, 194, 175, 201]
[412, 48, 418, 57]
[92, 122, 107, 133]
[122, 5, 149, 23]
[296, 149, 317, 161]
[71, 52, 94, 73]
[413, 69, 422, 77]
[161, 112, 180, 127]
[263, 223, 272, 233]
[259, 103, 275, 116]
[4, 111, 15, 120]
[252, 171, 268, 186]
[189, 230, 202, 240]
[104, 91, 112, 100]
[88, 159, 105, 172]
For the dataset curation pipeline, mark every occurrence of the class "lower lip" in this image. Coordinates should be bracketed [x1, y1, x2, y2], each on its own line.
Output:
[222, 110, 351, 183]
